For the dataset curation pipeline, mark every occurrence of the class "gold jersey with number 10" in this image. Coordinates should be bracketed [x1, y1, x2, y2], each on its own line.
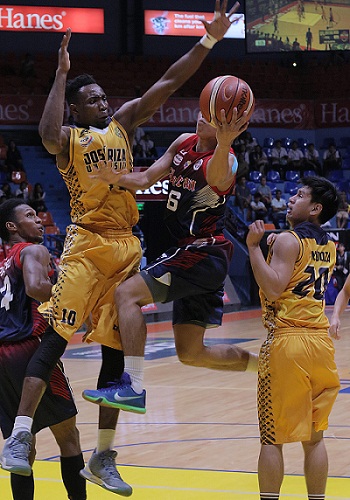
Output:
[59, 117, 139, 231]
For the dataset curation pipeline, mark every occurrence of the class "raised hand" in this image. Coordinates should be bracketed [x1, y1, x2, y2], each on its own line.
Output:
[202, 1, 241, 41]
[58, 28, 71, 73]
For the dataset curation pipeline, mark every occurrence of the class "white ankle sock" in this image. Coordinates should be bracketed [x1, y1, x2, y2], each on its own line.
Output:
[246, 353, 259, 372]
[12, 416, 33, 435]
[97, 429, 116, 453]
[125, 356, 144, 394]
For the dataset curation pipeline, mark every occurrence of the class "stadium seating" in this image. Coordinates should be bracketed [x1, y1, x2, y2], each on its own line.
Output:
[249, 171, 262, 182]
[285, 170, 300, 182]
[284, 181, 298, 196]
[266, 170, 280, 182]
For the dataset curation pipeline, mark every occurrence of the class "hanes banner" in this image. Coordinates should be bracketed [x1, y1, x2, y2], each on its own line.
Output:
[0, 5, 104, 33]
[0, 95, 349, 128]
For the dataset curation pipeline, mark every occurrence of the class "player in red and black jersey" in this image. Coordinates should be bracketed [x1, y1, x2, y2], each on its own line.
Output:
[82, 108, 259, 414]
[0, 199, 86, 500]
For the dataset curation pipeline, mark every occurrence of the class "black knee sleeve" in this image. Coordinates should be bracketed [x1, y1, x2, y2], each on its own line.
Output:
[97, 345, 124, 388]
[60, 454, 87, 500]
[25, 326, 68, 383]
[11, 473, 34, 500]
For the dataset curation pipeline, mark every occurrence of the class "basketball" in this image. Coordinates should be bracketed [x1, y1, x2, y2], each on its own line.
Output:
[199, 75, 255, 126]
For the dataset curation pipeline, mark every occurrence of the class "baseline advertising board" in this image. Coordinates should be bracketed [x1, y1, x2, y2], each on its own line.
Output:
[144, 9, 245, 39]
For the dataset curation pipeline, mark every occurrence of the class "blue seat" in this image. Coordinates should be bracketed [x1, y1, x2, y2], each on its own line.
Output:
[285, 170, 300, 182]
[303, 169, 316, 177]
[263, 137, 274, 148]
[284, 181, 298, 196]
[340, 136, 350, 148]
[246, 181, 257, 194]
[297, 137, 308, 149]
[266, 169, 280, 182]
[328, 170, 344, 182]
[0, 171, 7, 183]
[282, 137, 292, 149]
[249, 171, 262, 182]
[267, 182, 277, 195]
[341, 158, 350, 170]
[337, 180, 350, 192]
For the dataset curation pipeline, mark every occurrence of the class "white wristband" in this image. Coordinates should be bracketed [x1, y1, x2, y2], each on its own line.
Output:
[199, 33, 218, 49]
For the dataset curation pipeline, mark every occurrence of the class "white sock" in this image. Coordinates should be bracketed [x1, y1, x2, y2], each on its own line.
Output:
[125, 356, 144, 394]
[246, 353, 259, 372]
[12, 416, 33, 435]
[97, 429, 116, 453]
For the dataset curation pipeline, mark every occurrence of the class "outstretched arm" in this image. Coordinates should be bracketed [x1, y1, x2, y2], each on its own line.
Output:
[329, 274, 350, 340]
[116, 1, 241, 134]
[38, 28, 71, 160]
[90, 134, 190, 190]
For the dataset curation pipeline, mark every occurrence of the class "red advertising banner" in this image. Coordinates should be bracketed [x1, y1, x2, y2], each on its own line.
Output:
[144, 9, 245, 39]
[0, 5, 104, 33]
[0, 95, 349, 129]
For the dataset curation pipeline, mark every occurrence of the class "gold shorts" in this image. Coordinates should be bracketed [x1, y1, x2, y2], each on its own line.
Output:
[38, 224, 142, 350]
[258, 329, 340, 444]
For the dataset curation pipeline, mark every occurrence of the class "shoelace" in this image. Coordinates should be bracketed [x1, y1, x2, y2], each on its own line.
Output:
[104, 374, 131, 391]
[8, 436, 30, 460]
[100, 452, 122, 479]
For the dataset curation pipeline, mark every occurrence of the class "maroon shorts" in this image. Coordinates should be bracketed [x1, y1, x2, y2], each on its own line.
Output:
[0, 336, 77, 439]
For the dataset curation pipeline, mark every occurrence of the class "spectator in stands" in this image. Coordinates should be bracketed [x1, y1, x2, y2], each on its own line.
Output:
[333, 242, 350, 291]
[29, 182, 47, 213]
[336, 191, 349, 229]
[257, 175, 272, 213]
[323, 144, 342, 175]
[242, 131, 258, 155]
[271, 189, 287, 229]
[5, 140, 25, 175]
[236, 143, 250, 180]
[0, 183, 14, 203]
[132, 143, 146, 165]
[304, 142, 322, 175]
[287, 140, 304, 172]
[271, 139, 288, 178]
[132, 126, 145, 149]
[234, 175, 251, 221]
[249, 144, 268, 175]
[15, 180, 30, 202]
[139, 132, 157, 159]
[251, 192, 268, 222]
[292, 38, 301, 50]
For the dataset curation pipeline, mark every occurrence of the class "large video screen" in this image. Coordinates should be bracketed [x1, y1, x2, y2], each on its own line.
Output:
[245, 0, 350, 53]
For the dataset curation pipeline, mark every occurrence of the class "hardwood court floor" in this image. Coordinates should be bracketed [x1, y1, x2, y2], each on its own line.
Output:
[1, 308, 349, 499]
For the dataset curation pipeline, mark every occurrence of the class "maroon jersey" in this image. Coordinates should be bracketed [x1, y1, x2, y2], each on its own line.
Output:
[164, 134, 237, 241]
[0, 243, 48, 342]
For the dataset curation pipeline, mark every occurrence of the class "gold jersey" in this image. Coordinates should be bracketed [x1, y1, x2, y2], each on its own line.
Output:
[260, 221, 336, 332]
[60, 117, 139, 230]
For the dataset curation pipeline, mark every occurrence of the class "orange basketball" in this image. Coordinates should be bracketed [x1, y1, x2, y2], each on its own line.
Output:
[199, 75, 255, 126]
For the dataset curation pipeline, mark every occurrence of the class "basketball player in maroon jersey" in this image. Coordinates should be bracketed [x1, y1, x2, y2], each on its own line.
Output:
[82, 107, 259, 414]
[0, 199, 86, 500]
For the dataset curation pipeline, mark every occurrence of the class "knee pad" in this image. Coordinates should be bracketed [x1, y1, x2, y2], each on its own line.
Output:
[25, 326, 68, 383]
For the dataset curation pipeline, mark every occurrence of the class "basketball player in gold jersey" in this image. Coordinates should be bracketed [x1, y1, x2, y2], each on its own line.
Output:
[246, 176, 340, 500]
[1, 1, 243, 496]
